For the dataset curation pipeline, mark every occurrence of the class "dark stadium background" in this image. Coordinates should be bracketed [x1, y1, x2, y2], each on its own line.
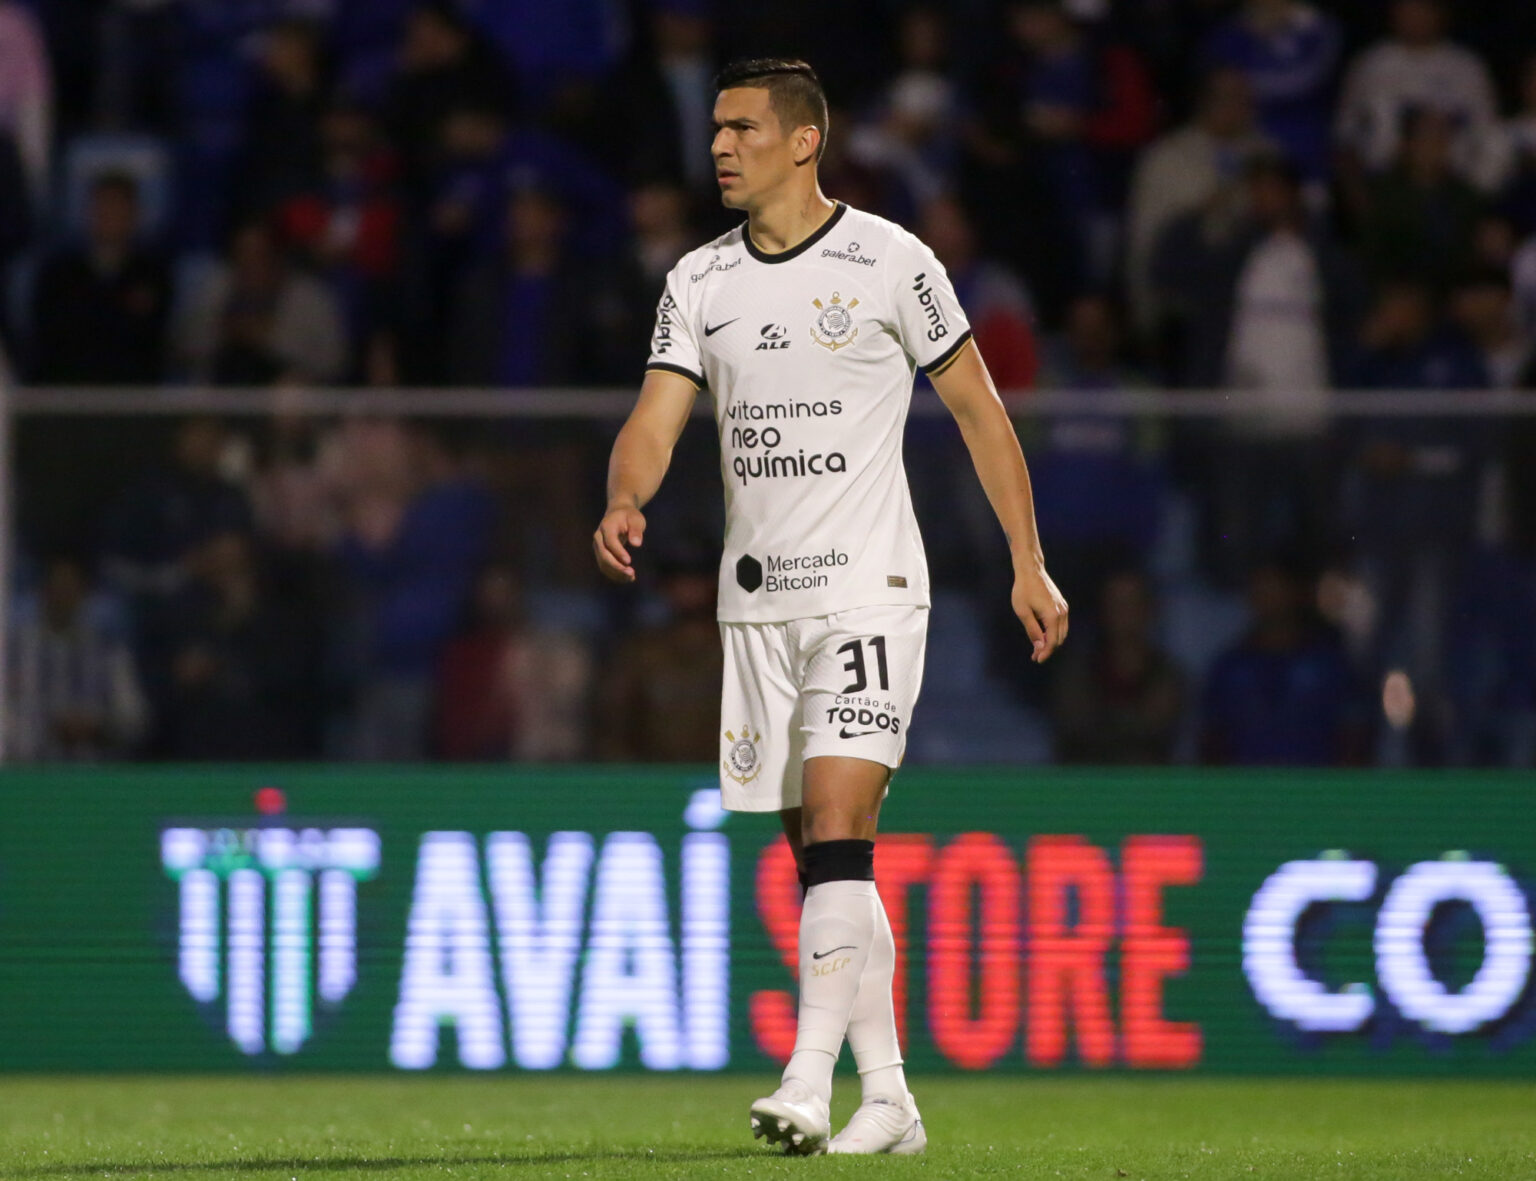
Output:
[1, 0, 1534, 770]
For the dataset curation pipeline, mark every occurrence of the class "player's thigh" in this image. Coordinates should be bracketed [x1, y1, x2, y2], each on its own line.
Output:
[798, 603, 928, 808]
[719, 621, 805, 811]
[799, 755, 888, 845]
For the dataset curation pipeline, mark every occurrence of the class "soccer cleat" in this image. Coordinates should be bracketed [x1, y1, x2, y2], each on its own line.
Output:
[826, 1092, 926, 1155]
[748, 1078, 831, 1155]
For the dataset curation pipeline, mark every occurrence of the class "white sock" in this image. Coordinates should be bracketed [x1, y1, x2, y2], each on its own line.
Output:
[845, 888, 909, 1103]
[782, 879, 877, 1101]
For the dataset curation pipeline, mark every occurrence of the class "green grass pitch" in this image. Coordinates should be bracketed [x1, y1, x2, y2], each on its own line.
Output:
[1, 1076, 1532, 1179]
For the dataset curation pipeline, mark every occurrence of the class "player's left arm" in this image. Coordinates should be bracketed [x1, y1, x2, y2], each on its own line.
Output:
[930, 339, 1068, 663]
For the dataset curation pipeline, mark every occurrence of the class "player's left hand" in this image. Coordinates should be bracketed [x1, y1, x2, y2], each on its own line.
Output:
[1011, 561, 1068, 664]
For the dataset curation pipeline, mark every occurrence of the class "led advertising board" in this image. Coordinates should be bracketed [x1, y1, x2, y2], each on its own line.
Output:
[0, 767, 1531, 1074]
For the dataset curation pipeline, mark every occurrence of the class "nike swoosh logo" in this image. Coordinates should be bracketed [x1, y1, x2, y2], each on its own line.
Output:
[812, 945, 856, 960]
[703, 318, 740, 336]
[839, 727, 880, 739]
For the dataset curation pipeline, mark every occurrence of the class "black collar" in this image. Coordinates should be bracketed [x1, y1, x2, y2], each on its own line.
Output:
[744, 201, 847, 265]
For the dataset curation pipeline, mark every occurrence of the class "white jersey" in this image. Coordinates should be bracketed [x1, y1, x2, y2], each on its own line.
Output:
[645, 202, 972, 623]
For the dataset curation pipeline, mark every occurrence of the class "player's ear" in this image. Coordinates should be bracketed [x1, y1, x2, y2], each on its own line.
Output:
[793, 125, 820, 167]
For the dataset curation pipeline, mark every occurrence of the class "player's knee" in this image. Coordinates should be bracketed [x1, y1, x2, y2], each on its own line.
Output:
[802, 837, 875, 887]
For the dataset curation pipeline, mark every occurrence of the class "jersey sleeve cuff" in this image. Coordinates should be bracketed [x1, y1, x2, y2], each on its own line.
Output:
[919, 328, 974, 377]
[645, 361, 706, 388]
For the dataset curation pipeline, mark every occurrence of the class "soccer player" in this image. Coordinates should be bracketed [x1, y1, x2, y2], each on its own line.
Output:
[594, 58, 1067, 1155]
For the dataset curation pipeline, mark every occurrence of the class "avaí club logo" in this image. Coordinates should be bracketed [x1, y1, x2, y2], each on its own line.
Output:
[162, 788, 380, 1056]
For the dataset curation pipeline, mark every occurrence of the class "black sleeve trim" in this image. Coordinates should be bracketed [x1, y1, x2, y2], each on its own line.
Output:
[920, 328, 975, 377]
[645, 362, 706, 389]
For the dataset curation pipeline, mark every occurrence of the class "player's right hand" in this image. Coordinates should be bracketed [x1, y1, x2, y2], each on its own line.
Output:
[594, 503, 646, 583]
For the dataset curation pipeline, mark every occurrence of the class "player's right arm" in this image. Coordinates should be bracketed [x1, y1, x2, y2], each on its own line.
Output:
[593, 368, 698, 583]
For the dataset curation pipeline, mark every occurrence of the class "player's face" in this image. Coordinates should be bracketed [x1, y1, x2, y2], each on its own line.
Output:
[711, 87, 799, 210]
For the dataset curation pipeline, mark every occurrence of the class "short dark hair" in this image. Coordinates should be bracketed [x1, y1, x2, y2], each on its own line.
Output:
[714, 57, 829, 161]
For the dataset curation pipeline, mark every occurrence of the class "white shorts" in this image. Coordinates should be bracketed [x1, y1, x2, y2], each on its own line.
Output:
[717, 604, 929, 812]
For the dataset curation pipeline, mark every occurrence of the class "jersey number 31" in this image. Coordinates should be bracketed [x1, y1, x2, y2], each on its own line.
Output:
[838, 636, 889, 695]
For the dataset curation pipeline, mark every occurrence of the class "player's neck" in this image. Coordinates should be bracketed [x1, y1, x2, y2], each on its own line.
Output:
[746, 186, 837, 257]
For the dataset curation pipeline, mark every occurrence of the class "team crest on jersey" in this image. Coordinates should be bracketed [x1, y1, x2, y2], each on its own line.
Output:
[723, 723, 762, 785]
[810, 291, 860, 352]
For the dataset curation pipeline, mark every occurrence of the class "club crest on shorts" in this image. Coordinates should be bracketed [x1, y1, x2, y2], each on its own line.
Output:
[723, 722, 762, 785]
[810, 291, 859, 352]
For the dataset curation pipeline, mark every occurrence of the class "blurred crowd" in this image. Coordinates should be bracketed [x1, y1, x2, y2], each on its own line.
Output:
[5, 0, 1536, 767]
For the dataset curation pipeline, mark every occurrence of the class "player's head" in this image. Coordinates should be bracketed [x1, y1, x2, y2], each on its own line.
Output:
[711, 58, 828, 210]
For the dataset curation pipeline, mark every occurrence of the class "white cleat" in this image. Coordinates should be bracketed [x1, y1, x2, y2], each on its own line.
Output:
[827, 1092, 927, 1155]
[748, 1079, 831, 1156]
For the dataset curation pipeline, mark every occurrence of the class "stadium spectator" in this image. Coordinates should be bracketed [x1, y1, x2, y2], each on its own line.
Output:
[629, 180, 696, 292]
[247, 412, 343, 555]
[1335, 0, 1501, 200]
[996, 0, 1158, 286]
[844, 72, 960, 229]
[1028, 294, 1165, 596]
[597, 552, 722, 762]
[236, 18, 329, 221]
[1051, 568, 1184, 764]
[395, 101, 510, 380]
[1357, 108, 1484, 291]
[1346, 279, 1488, 390]
[177, 220, 348, 385]
[1345, 281, 1490, 753]
[919, 195, 1038, 391]
[276, 104, 402, 373]
[447, 179, 637, 385]
[99, 416, 255, 606]
[1450, 268, 1530, 389]
[1202, 557, 1366, 765]
[1168, 154, 1368, 578]
[1125, 68, 1272, 350]
[1202, 0, 1342, 185]
[0, 0, 51, 212]
[144, 530, 318, 760]
[1152, 155, 1363, 391]
[6, 555, 146, 762]
[328, 419, 495, 761]
[1037, 292, 1146, 391]
[601, 2, 718, 195]
[1222, 157, 1349, 395]
[892, 4, 954, 85]
[383, 2, 513, 187]
[843, 11, 962, 227]
[28, 171, 171, 385]
[173, 0, 289, 250]
[436, 562, 593, 761]
[497, 124, 630, 259]
[1485, 52, 1536, 231]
